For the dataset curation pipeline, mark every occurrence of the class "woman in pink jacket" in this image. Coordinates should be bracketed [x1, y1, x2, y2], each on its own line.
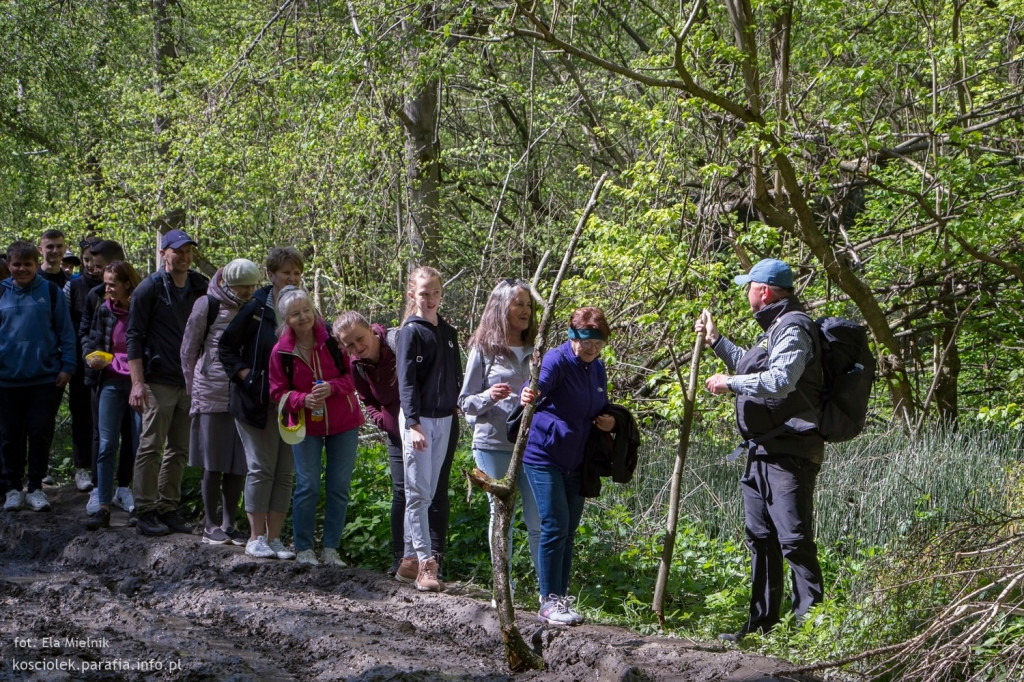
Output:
[269, 286, 364, 566]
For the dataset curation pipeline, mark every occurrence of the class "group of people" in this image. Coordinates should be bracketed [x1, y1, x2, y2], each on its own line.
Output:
[0, 231, 825, 637]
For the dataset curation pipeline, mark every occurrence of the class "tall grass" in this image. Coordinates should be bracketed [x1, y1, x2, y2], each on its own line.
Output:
[598, 423, 1024, 553]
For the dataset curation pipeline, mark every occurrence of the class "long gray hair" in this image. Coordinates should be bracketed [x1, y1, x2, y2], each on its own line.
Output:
[467, 278, 538, 359]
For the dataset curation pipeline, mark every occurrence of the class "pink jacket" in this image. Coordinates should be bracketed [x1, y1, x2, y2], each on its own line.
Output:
[268, 319, 364, 438]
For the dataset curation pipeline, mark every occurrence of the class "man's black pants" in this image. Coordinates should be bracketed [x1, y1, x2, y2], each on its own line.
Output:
[740, 455, 824, 634]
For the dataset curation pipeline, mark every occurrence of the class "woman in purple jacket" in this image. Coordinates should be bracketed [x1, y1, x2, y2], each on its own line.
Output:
[520, 307, 614, 626]
[332, 312, 405, 575]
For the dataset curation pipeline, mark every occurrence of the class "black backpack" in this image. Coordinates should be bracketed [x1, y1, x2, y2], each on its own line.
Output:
[777, 313, 875, 442]
[814, 316, 876, 442]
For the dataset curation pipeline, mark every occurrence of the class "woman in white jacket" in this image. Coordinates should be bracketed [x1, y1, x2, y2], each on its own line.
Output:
[458, 278, 541, 584]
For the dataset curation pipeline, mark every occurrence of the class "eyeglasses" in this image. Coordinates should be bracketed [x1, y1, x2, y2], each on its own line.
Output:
[573, 339, 606, 351]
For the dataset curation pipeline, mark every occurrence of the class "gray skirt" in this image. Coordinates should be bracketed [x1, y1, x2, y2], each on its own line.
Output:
[189, 412, 247, 476]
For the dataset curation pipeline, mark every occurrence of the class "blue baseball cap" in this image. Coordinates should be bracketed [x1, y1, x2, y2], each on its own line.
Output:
[160, 229, 197, 251]
[733, 258, 794, 289]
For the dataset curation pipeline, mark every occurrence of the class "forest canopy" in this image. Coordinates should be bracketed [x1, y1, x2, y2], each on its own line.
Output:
[2, 0, 1023, 430]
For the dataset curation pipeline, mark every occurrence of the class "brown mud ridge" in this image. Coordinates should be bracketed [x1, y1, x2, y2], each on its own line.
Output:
[1, 485, 816, 681]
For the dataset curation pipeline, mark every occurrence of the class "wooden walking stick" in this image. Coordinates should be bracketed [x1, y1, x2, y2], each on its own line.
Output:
[651, 327, 706, 626]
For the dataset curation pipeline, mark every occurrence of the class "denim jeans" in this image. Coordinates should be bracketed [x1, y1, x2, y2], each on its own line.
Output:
[474, 448, 541, 574]
[291, 428, 359, 552]
[96, 376, 140, 506]
[524, 463, 585, 599]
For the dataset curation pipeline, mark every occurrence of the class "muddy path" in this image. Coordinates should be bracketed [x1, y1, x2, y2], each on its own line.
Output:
[0, 485, 816, 681]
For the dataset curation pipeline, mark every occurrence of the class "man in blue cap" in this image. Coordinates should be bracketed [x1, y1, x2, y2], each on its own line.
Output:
[127, 229, 209, 536]
[695, 258, 825, 641]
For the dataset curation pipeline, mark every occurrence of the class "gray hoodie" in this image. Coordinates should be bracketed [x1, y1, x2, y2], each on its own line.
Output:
[458, 345, 533, 452]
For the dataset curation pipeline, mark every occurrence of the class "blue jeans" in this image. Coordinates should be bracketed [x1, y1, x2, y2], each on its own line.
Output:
[291, 429, 359, 552]
[96, 376, 140, 506]
[474, 448, 541, 575]
[524, 463, 585, 599]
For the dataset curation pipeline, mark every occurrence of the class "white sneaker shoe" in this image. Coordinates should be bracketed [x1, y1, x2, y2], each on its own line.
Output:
[4, 490, 24, 511]
[112, 487, 135, 513]
[244, 535, 276, 559]
[86, 488, 101, 515]
[74, 469, 94, 492]
[268, 537, 295, 560]
[322, 547, 346, 567]
[538, 595, 582, 626]
[25, 489, 50, 512]
[295, 549, 319, 566]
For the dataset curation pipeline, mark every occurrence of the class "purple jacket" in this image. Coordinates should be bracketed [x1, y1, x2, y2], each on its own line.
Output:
[523, 341, 609, 474]
[350, 323, 400, 445]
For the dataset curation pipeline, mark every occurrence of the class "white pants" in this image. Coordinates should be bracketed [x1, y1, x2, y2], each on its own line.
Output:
[399, 411, 452, 561]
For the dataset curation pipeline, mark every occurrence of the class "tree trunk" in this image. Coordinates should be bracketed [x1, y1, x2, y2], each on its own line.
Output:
[400, 4, 441, 266]
[152, 0, 185, 266]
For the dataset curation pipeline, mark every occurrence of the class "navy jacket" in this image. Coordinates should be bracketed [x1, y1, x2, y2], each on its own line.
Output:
[523, 341, 609, 474]
[126, 269, 209, 386]
[218, 285, 277, 428]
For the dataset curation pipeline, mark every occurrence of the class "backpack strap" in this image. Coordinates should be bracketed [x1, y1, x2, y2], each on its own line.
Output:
[282, 353, 295, 389]
[199, 294, 220, 350]
[325, 333, 348, 376]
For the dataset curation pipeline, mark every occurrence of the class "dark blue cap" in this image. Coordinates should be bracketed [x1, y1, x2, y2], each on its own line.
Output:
[160, 229, 197, 251]
[733, 258, 794, 289]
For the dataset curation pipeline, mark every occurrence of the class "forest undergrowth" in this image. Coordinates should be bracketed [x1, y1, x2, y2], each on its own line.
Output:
[46, 416, 1024, 679]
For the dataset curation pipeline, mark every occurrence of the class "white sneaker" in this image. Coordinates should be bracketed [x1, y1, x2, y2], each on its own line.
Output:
[86, 488, 101, 515]
[268, 537, 295, 560]
[244, 535, 276, 559]
[25, 489, 50, 512]
[4, 490, 24, 511]
[295, 549, 319, 566]
[538, 595, 582, 626]
[74, 469, 94, 492]
[322, 547, 346, 567]
[112, 487, 135, 513]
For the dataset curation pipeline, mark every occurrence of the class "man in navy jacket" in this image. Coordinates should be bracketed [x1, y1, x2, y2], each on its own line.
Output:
[127, 230, 208, 536]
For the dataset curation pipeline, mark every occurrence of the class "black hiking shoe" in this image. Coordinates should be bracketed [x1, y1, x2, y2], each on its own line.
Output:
[160, 510, 193, 535]
[136, 511, 170, 536]
[86, 508, 110, 531]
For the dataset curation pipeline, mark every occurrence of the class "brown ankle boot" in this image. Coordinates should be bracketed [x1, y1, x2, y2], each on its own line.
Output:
[395, 556, 419, 584]
[415, 556, 445, 592]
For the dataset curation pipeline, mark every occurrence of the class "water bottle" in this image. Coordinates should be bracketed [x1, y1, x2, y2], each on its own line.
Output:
[311, 380, 324, 422]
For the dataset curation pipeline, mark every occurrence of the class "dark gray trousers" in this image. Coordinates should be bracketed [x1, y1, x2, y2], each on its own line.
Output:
[740, 455, 824, 633]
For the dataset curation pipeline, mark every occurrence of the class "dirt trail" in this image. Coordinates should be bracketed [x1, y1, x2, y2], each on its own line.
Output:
[0, 485, 815, 681]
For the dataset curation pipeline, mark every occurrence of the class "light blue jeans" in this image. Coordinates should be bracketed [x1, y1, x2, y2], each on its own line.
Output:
[96, 376, 140, 506]
[291, 429, 359, 552]
[473, 448, 541, 574]
[524, 463, 585, 599]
